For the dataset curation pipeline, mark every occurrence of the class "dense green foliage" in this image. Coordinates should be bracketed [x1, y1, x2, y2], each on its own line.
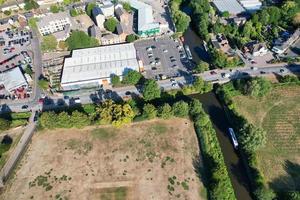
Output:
[28, 18, 38, 30]
[142, 104, 157, 119]
[122, 70, 142, 85]
[210, 49, 242, 69]
[50, 4, 60, 13]
[169, 0, 191, 33]
[38, 78, 49, 90]
[239, 124, 266, 153]
[0, 118, 11, 131]
[4, 10, 11, 16]
[70, 8, 79, 17]
[96, 100, 135, 127]
[111, 75, 121, 86]
[86, 3, 96, 16]
[24, 65, 33, 76]
[190, 99, 236, 200]
[182, 77, 213, 95]
[158, 103, 173, 119]
[239, 77, 272, 97]
[66, 31, 99, 50]
[172, 100, 189, 117]
[142, 79, 161, 101]
[126, 34, 138, 42]
[41, 35, 57, 52]
[122, 2, 132, 12]
[104, 18, 118, 32]
[24, 0, 39, 10]
[194, 61, 209, 73]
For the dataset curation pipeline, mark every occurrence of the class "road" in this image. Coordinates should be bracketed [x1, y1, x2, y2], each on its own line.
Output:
[0, 110, 37, 184]
[1, 63, 299, 113]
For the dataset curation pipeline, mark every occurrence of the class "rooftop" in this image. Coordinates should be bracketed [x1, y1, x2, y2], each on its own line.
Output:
[61, 43, 139, 84]
[37, 12, 70, 28]
[212, 0, 245, 15]
[0, 67, 27, 92]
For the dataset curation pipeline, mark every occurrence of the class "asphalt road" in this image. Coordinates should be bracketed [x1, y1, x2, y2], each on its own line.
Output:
[1, 63, 299, 113]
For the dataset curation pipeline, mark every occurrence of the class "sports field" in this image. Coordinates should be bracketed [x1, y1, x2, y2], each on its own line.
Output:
[1, 119, 206, 200]
[233, 85, 300, 191]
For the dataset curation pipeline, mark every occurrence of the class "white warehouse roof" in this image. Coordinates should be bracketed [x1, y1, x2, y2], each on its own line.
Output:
[213, 0, 245, 15]
[240, 0, 262, 11]
[0, 67, 28, 92]
[61, 43, 139, 85]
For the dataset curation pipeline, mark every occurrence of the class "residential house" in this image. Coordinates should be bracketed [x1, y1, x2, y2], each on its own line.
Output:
[244, 42, 268, 56]
[100, 33, 122, 45]
[99, 1, 115, 18]
[92, 6, 105, 30]
[272, 28, 300, 54]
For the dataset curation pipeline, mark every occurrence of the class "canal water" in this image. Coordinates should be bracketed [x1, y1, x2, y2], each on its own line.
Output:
[191, 92, 252, 200]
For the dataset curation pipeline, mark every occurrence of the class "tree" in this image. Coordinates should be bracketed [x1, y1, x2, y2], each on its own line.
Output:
[24, 65, 33, 76]
[173, 11, 191, 33]
[86, 3, 96, 16]
[221, 11, 230, 18]
[189, 99, 203, 117]
[194, 61, 209, 73]
[28, 18, 38, 29]
[41, 35, 57, 52]
[57, 112, 72, 128]
[142, 104, 157, 119]
[111, 75, 120, 86]
[122, 70, 142, 85]
[96, 100, 135, 127]
[39, 112, 58, 129]
[193, 77, 213, 93]
[293, 13, 300, 27]
[50, 4, 60, 13]
[4, 10, 11, 16]
[172, 101, 189, 117]
[284, 191, 300, 200]
[142, 79, 161, 101]
[66, 31, 99, 50]
[158, 103, 173, 119]
[254, 187, 276, 200]
[239, 124, 266, 152]
[243, 77, 272, 97]
[24, 0, 39, 10]
[70, 8, 78, 17]
[104, 18, 118, 32]
[126, 34, 138, 43]
[70, 111, 90, 128]
[0, 118, 10, 131]
[122, 2, 131, 12]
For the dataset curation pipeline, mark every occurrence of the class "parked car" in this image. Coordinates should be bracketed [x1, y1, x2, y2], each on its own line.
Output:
[21, 105, 28, 109]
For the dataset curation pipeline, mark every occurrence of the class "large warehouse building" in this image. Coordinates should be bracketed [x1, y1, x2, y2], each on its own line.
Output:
[60, 43, 140, 91]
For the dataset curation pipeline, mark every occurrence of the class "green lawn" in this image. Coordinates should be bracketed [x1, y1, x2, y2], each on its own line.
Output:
[233, 85, 300, 191]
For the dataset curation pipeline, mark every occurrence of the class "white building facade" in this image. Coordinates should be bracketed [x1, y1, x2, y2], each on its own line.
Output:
[37, 13, 72, 36]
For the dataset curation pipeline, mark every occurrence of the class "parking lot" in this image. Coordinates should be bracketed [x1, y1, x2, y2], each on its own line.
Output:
[0, 27, 32, 72]
[135, 37, 190, 79]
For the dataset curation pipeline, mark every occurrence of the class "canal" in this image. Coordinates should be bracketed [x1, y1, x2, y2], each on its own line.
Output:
[191, 92, 252, 200]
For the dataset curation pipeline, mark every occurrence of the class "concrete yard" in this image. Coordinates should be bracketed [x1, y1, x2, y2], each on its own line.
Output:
[135, 37, 190, 79]
[1, 119, 205, 200]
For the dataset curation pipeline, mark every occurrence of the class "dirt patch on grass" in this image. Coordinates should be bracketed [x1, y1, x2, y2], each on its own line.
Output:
[233, 85, 300, 191]
[1, 119, 205, 200]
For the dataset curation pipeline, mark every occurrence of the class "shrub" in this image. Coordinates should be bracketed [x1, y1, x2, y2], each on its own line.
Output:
[172, 100, 189, 117]
[104, 17, 118, 32]
[142, 104, 157, 119]
[4, 10, 11, 16]
[158, 103, 173, 119]
[111, 75, 120, 86]
[126, 34, 138, 43]
[0, 118, 11, 131]
[122, 70, 142, 85]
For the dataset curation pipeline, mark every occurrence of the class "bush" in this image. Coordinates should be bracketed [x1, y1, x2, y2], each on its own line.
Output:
[190, 99, 236, 200]
[254, 187, 276, 200]
[126, 34, 138, 43]
[70, 8, 78, 17]
[194, 61, 209, 73]
[142, 79, 161, 101]
[242, 77, 272, 97]
[24, 0, 39, 10]
[158, 103, 173, 119]
[86, 3, 96, 16]
[0, 118, 11, 131]
[172, 100, 189, 117]
[111, 75, 120, 86]
[142, 104, 157, 119]
[122, 70, 142, 85]
[4, 10, 11, 16]
[50, 4, 60, 13]
[104, 18, 118, 32]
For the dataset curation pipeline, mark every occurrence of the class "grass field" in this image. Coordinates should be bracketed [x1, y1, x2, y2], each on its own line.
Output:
[233, 85, 300, 191]
[1, 119, 206, 200]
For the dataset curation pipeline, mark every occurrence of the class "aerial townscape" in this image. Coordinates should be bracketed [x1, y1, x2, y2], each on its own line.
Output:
[0, 0, 299, 199]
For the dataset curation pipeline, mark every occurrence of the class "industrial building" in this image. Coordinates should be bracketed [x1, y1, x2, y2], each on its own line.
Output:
[212, 0, 245, 15]
[122, 0, 160, 37]
[60, 43, 140, 91]
[0, 67, 28, 92]
[239, 0, 262, 11]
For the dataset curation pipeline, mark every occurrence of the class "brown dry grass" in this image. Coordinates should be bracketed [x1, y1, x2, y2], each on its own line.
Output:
[1, 119, 206, 200]
[233, 85, 300, 191]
